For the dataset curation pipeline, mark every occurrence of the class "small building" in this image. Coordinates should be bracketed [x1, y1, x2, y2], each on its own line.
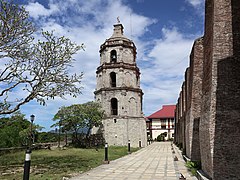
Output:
[147, 105, 176, 140]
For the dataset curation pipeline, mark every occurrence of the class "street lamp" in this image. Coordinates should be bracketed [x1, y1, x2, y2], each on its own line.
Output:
[23, 114, 34, 180]
[30, 114, 35, 147]
[58, 121, 61, 148]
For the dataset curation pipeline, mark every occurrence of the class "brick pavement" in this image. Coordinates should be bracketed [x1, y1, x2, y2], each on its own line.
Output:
[70, 142, 197, 180]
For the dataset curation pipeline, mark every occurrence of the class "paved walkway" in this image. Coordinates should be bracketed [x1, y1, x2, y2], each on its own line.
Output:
[70, 142, 197, 180]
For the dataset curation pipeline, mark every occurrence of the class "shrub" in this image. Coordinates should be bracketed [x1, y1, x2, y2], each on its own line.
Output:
[185, 161, 201, 176]
[156, 134, 164, 141]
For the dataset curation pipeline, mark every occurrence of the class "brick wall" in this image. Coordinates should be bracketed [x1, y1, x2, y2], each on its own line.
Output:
[210, 0, 240, 179]
[185, 38, 203, 161]
[175, 0, 240, 179]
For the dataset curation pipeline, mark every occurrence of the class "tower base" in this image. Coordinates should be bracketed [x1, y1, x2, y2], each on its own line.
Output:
[93, 116, 147, 147]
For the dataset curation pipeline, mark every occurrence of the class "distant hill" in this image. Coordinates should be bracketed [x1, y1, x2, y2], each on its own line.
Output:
[48, 127, 88, 134]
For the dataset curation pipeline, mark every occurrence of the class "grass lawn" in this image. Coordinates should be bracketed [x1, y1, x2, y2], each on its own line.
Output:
[0, 146, 139, 180]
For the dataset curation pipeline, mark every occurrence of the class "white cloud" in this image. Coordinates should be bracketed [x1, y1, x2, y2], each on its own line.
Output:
[25, 2, 59, 19]
[16, 0, 157, 130]
[185, 0, 204, 8]
[140, 27, 198, 116]
[3, 0, 201, 130]
[146, 27, 193, 75]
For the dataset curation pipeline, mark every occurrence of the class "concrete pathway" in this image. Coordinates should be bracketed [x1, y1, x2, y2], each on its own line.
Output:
[70, 142, 197, 180]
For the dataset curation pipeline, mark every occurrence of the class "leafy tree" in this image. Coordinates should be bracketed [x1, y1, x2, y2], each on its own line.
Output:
[53, 104, 83, 144]
[82, 101, 104, 138]
[37, 132, 61, 143]
[19, 123, 43, 146]
[0, 0, 84, 115]
[53, 102, 104, 145]
[0, 111, 43, 148]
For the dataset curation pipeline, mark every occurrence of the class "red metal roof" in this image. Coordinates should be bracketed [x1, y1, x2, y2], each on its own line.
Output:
[147, 105, 176, 119]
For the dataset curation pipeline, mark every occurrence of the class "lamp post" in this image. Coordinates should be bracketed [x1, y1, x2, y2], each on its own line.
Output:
[23, 114, 34, 180]
[58, 121, 61, 148]
[128, 140, 131, 154]
[30, 114, 35, 147]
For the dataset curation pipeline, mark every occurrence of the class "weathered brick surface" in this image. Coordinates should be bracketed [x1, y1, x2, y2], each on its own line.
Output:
[211, 0, 240, 179]
[178, 82, 187, 151]
[175, 0, 240, 179]
[185, 68, 191, 158]
[200, 0, 240, 179]
[199, 10, 213, 172]
[185, 38, 203, 161]
[175, 98, 181, 144]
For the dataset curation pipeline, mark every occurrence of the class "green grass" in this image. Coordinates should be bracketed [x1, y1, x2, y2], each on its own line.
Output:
[0, 146, 139, 180]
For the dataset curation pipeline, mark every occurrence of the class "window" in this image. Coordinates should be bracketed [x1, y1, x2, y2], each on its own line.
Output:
[114, 119, 117, 123]
[161, 125, 166, 129]
[110, 50, 117, 63]
[111, 98, 118, 115]
[110, 72, 116, 87]
[161, 119, 166, 123]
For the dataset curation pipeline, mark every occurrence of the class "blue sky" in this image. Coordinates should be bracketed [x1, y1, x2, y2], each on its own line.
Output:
[6, 0, 204, 131]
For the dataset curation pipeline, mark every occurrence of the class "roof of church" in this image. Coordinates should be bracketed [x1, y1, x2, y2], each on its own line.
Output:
[147, 105, 176, 119]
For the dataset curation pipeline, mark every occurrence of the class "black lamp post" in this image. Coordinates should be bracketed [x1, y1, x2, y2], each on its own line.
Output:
[128, 140, 131, 153]
[58, 121, 61, 148]
[23, 114, 34, 180]
[30, 114, 35, 147]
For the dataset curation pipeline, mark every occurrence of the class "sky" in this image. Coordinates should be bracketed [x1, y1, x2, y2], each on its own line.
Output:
[5, 0, 205, 131]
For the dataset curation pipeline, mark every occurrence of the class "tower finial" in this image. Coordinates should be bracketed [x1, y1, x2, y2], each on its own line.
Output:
[117, 16, 120, 24]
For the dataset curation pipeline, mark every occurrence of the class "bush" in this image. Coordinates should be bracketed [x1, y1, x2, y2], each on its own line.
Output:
[37, 132, 61, 143]
[156, 134, 164, 141]
[185, 161, 201, 176]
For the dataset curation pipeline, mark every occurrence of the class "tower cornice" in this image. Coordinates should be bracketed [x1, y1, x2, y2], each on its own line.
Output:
[94, 87, 143, 95]
[99, 39, 136, 53]
[96, 62, 140, 75]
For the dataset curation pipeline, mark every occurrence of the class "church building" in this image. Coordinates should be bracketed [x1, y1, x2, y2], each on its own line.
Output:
[94, 22, 147, 147]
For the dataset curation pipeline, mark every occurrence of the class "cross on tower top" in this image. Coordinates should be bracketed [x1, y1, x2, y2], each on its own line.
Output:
[117, 16, 120, 24]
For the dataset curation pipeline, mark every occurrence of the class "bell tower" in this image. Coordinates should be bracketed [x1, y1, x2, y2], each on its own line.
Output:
[94, 23, 147, 147]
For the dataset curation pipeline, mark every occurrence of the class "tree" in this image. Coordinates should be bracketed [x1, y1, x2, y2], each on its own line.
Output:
[53, 102, 104, 145]
[0, 0, 84, 115]
[82, 101, 104, 138]
[53, 104, 83, 144]
[0, 111, 42, 147]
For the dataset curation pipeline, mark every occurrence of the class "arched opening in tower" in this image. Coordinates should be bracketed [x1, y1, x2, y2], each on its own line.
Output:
[110, 50, 117, 63]
[110, 72, 116, 87]
[111, 98, 118, 115]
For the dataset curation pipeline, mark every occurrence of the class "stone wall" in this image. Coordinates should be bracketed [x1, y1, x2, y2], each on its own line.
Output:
[209, 0, 240, 179]
[185, 38, 203, 161]
[175, 0, 240, 179]
[102, 117, 147, 147]
[95, 89, 143, 117]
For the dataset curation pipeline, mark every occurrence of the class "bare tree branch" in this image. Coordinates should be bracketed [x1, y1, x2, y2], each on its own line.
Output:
[0, 1, 84, 115]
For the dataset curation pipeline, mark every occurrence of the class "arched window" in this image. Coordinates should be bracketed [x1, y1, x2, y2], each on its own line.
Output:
[110, 50, 117, 63]
[110, 72, 116, 87]
[111, 98, 118, 115]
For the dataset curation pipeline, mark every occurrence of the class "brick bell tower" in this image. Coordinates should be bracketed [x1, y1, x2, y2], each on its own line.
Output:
[94, 23, 147, 147]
